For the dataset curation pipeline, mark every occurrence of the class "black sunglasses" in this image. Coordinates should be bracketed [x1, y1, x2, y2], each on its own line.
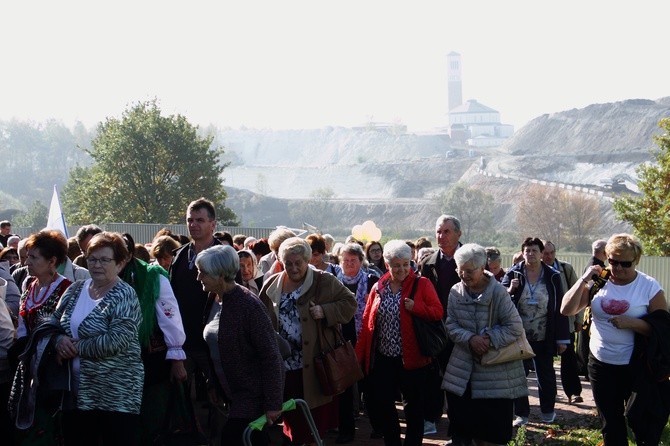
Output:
[608, 259, 634, 268]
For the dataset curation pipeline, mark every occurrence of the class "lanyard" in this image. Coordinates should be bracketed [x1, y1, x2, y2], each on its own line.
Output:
[524, 267, 544, 303]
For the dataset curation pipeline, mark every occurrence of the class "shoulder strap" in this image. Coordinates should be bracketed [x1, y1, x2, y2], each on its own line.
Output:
[408, 277, 420, 301]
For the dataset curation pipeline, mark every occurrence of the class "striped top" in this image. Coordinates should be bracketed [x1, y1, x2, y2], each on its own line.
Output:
[53, 279, 144, 414]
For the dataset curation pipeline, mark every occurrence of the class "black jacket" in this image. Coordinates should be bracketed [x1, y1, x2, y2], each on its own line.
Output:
[626, 310, 670, 445]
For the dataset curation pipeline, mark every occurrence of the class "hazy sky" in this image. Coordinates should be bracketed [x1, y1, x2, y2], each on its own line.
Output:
[2, 1, 669, 132]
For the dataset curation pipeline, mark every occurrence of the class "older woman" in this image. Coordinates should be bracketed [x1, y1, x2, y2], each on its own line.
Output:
[501, 237, 569, 426]
[18, 230, 72, 339]
[561, 234, 667, 445]
[259, 237, 356, 445]
[13, 230, 72, 445]
[365, 241, 386, 276]
[356, 240, 443, 446]
[235, 249, 263, 296]
[443, 243, 528, 445]
[54, 232, 143, 446]
[334, 242, 380, 443]
[197, 245, 283, 446]
[149, 235, 181, 271]
[306, 234, 341, 276]
[484, 246, 505, 282]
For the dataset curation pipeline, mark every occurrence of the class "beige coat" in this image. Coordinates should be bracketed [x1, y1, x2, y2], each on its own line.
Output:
[259, 267, 356, 409]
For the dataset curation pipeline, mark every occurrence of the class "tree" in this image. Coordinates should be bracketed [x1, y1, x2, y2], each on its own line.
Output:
[435, 183, 494, 243]
[561, 192, 601, 251]
[63, 100, 238, 225]
[614, 118, 670, 255]
[515, 185, 564, 246]
[13, 200, 48, 232]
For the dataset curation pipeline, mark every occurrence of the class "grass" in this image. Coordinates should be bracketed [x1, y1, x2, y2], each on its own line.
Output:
[509, 421, 670, 445]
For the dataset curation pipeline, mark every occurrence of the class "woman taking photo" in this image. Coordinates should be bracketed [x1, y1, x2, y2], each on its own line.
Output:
[501, 237, 569, 426]
[443, 244, 527, 445]
[356, 240, 443, 446]
[53, 232, 144, 446]
[561, 233, 667, 445]
[259, 237, 356, 445]
[197, 245, 283, 446]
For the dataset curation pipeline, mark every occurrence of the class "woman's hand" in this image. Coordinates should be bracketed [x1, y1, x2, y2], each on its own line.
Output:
[556, 343, 568, 355]
[309, 302, 324, 320]
[170, 360, 187, 382]
[56, 337, 78, 364]
[608, 315, 637, 330]
[508, 278, 520, 294]
[266, 410, 282, 426]
[403, 298, 414, 311]
[469, 334, 490, 356]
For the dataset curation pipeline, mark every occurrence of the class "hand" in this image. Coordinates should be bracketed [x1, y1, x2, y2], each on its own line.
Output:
[57, 337, 78, 364]
[509, 278, 519, 293]
[266, 409, 282, 426]
[556, 343, 568, 355]
[309, 302, 324, 320]
[170, 360, 187, 382]
[609, 315, 634, 330]
[403, 298, 414, 311]
[469, 334, 490, 356]
[574, 321, 583, 332]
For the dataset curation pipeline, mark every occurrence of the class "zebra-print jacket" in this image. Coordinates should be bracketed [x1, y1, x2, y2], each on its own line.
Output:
[53, 279, 144, 414]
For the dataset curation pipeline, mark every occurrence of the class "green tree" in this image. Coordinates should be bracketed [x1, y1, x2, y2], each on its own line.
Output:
[613, 118, 670, 255]
[13, 200, 48, 232]
[436, 183, 494, 243]
[63, 100, 238, 225]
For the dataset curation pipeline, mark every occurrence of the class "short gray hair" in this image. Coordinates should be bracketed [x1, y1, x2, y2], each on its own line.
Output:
[435, 214, 461, 232]
[269, 226, 297, 252]
[339, 242, 366, 263]
[592, 239, 607, 253]
[195, 245, 239, 282]
[454, 243, 487, 268]
[383, 239, 412, 263]
[278, 237, 311, 264]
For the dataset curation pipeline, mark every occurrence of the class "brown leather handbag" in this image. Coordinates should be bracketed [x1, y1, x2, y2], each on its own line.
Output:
[313, 320, 363, 396]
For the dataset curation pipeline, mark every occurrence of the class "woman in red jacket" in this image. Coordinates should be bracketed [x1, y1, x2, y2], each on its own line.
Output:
[356, 239, 443, 446]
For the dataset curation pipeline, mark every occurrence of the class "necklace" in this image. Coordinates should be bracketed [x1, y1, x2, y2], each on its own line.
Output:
[89, 279, 118, 300]
[28, 272, 59, 308]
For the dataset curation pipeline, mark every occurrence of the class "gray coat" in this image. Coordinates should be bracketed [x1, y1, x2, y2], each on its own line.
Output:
[442, 273, 528, 399]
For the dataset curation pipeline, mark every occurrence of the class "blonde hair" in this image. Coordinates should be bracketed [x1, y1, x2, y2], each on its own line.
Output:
[605, 233, 643, 264]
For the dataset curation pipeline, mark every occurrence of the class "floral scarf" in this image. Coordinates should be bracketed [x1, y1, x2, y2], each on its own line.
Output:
[337, 268, 369, 336]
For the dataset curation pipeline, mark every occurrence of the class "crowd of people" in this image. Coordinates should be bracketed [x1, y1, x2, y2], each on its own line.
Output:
[0, 207, 668, 446]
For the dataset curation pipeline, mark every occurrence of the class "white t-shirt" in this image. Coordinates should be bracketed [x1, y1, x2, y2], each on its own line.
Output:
[590, 271, 662, 365]
[70, 279, 102, 383]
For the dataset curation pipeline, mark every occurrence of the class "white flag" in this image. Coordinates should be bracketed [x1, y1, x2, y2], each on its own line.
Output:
[46, 185, 68, 237]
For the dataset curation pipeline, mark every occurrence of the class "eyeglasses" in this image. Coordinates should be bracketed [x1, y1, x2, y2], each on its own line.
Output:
[608, 259, 634, 268]
[87, 257, 115, 266]
[369, 248, 382, 254]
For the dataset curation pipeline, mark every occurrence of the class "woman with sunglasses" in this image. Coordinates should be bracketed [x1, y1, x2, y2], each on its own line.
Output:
[561, 233, 667, 446]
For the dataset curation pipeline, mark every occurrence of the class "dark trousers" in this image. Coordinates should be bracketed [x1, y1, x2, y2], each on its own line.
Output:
[576, 328, 591, 378]
[560, 333, 583, 398]
[514, 341, 556, 416]
[63, 409, 140, 446]
[338, 384, 355, 436]
[588, 354, 633, 446]
[370, 353, 428, 446]
[221, 417, 269, 446]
